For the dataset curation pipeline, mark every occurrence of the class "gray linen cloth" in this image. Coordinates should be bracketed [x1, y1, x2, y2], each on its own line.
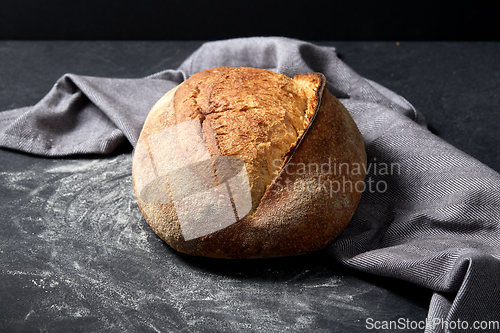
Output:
[1, 37, 499, 332]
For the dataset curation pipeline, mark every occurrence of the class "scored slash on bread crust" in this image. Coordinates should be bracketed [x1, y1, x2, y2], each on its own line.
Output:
[132, 67, 367, 258]
[173, 67, 322, 213]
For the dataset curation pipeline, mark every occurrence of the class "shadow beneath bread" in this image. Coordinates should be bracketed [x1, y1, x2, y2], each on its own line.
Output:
[169, 243, 432, 313]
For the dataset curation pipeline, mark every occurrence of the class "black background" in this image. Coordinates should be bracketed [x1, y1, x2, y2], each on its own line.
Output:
[0, 0, 498, 41]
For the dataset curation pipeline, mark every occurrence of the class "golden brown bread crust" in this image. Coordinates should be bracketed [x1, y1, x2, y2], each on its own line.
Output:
[132, 67, 367, 258]
[173, 67, 320, 212]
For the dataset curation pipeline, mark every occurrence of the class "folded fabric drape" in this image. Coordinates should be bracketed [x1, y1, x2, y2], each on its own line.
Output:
[1, 37, 498, 332]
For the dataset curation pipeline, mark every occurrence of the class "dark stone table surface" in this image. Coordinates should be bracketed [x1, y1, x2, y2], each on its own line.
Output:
[0, 41, 498, 332]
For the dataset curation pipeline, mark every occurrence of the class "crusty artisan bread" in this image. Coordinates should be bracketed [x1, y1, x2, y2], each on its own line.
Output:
[132, 67, 366, 258]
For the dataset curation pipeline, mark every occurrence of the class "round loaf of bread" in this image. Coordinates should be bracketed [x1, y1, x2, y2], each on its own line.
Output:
[132, 67, 366, 258]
